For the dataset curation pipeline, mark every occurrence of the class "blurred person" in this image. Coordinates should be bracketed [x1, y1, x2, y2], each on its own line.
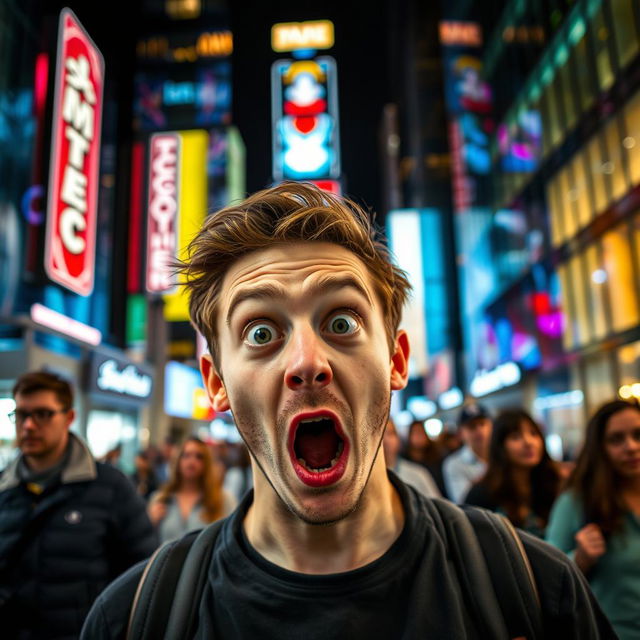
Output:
[83, 183, 613, 639]
[403, 419, 446, 495]
[0, 371, 156, 639]
[148, 436, 236, 544]
[443, 403, 492, 502]
[154, 435, 179, 484]
[464, 408, 562, 537]
[438, 423, 463, 457]
[383, 418, 440, 498]
[223, 441, 253, 503]
[101, 442, 122, 468]
[130, 450, 158, 500]
[547, 399, 640, 639]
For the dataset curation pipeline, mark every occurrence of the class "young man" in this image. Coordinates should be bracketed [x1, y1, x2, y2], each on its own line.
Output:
[443, 402, 493, 503]
[0, 371, 157, 639]
[83, 183, 613, 638]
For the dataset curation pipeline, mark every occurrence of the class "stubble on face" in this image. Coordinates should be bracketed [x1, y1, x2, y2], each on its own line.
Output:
[231, 384, 391, 526]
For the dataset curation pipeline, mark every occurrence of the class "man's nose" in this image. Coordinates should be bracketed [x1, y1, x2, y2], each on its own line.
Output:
[284, 326, 333, 390]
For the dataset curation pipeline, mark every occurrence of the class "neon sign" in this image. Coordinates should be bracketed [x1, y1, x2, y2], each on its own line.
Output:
[44, 8, 104, 296]
[272, 57, 340, 180]
[272, 20, 334, 52]
[146, 133, 180, 294]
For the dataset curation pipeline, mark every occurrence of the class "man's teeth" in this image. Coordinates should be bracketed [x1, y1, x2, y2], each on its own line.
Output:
[300, 416, 328, 424]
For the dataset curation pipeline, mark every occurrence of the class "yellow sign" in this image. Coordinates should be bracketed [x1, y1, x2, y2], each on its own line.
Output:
[272, 20, 334, 52]
[163, 129, 208, 322]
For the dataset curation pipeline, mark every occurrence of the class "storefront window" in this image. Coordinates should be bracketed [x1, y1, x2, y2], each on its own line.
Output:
[610, 0, 640, 69]
[622, 88, 640, 186]
[86, 409, 139, 474]
[602, 115, 628, 202]
[571, 30, 596, 113]
[568, 253, 592, 346]
[559, 167, 578, 240]
[591, 7, 615, 92]
[602, 223, 640, 332]
[617, 340, 640, 386]
[585, 243, 608, 340]
[570, 152, 593, 229]
[547, 73, 564, 148]
[556, 47, 577, 132]
[557, 263, 575, 349]
[546, 178, 563, 246]
[585, 133, 608, 214]
[584, 353, 616, 415]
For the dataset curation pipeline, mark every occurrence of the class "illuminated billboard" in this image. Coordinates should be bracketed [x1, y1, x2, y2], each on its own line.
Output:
[271, 57, 340, 181]
[271, 20, 335, 52]
[146, 133, 180, 294]
[134, 61, 231, 132]
[44, 8, 104, 296]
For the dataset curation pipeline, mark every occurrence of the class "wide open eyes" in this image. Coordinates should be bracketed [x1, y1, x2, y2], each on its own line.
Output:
[326, 313, 359, 336]
[245, 323, 278, 346]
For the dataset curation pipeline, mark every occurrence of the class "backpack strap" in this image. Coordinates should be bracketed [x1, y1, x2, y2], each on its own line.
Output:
[126, 518, 226, 640]
[164, 518, 226, 639]
[462, 506, 543, 640]
[429, 498, 543, 639]
[428, 498, 510, 638]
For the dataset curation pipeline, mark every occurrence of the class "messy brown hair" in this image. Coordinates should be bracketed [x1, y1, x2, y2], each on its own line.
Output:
[180, 181, 411, 369]
[13, 370, 73, 410]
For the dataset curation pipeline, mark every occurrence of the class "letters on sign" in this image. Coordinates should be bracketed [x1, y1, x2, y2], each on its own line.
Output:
[146, 133, 180, 293]
[45, 9, 104, 296]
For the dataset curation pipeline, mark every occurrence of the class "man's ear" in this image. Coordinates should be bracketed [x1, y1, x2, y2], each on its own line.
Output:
[201, 354, 230, 412]
[390, 330, 410, 391]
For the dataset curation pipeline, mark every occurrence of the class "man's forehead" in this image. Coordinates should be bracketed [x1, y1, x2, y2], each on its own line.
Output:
[220, 242, 377, 306]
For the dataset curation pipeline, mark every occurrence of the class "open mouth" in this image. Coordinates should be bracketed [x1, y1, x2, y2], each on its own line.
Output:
[289, 411, 348, 487]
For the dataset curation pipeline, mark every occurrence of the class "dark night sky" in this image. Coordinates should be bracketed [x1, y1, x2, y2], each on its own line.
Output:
[229, 0, 391, 215]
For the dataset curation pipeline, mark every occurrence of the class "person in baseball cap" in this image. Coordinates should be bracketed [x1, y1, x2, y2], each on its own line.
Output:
[442, 402, 493, 502]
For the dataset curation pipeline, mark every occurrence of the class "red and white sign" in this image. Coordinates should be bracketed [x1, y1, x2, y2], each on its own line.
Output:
[45, 8, 104, 296]
[146, 133, 180, 294]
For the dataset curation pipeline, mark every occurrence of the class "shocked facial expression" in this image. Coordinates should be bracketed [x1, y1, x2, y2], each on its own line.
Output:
[604, 408, 640, 479]
[202, 242, 409, 525]
[503, 420, 544, 469]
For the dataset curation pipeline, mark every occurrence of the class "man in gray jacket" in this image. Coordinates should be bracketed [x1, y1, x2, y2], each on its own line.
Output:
[0, 370, 157, 639]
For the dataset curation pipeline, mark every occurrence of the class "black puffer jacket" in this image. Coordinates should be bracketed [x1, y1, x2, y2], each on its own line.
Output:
[0, 434, 158, 639]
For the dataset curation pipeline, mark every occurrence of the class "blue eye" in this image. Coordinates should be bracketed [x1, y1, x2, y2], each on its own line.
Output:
[246, 323, 276, 346]
[327, 314, 358, 335]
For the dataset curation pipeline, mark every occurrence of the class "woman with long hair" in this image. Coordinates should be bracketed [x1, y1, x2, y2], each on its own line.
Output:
[546, 399, 640, 640]
[464, 408, 562, 537]
[148, 436, 237, 544]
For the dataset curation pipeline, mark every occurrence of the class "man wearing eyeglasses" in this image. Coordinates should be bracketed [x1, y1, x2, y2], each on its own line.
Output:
[0, 370, 157, 640]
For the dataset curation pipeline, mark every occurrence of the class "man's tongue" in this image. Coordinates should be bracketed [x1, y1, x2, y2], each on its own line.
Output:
[296, 428, 338, 469]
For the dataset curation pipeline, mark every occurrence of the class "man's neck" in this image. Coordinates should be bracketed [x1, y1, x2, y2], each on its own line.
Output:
[24, 439, 70, 474]
[243, 456, 405, 575]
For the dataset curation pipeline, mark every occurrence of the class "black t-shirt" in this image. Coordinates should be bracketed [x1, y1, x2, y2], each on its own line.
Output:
[82, 474, 616, 639]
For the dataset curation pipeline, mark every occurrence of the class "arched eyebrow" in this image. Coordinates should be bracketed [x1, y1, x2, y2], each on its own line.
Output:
[225, 275, 373, 327]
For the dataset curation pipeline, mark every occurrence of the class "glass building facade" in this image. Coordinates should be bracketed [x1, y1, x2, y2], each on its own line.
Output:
[450, 0, 640, 455]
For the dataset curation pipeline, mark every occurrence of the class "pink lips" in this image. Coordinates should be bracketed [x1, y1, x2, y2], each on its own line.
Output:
[288, 410, 349, 488]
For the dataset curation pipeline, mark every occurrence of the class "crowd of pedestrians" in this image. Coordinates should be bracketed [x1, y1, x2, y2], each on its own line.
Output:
[3, 368, 638, 638]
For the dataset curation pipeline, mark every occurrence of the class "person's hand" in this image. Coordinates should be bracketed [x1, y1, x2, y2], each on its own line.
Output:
[148, 499, 167, 526]
[574, 523, 606, 573]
